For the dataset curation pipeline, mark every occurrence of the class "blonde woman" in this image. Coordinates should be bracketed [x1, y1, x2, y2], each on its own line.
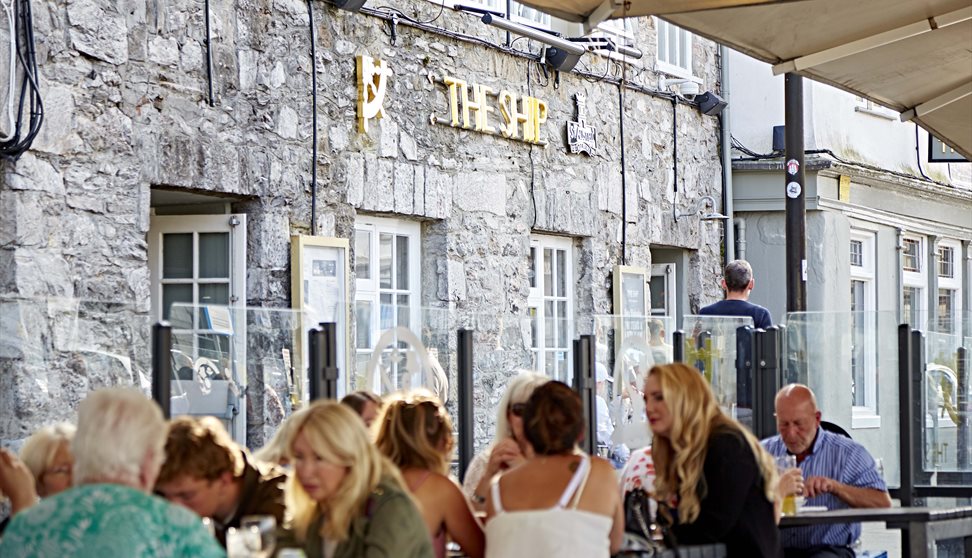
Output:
[375, 391, 485, 558]
[20, 422, 76, 497]
[646, 364, 782, 558]
[282, 400, 432, 558]
[462, 371, 549, 510]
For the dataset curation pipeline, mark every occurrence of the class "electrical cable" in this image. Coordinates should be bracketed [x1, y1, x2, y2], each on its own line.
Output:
[204, 0, 215, 106]
[730, 134, 952, 188]
[671, 99, 678, 221]
[308, 0, 319, 235]
[0, 0, 43, 159]
[373, 0, 445, 26]
[0, 0, 16, 141]
[914, 123, 931, 181]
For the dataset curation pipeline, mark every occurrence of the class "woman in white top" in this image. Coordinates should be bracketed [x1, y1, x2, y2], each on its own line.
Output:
[484, 381, 624, 558]
[462, 371, 549, 511]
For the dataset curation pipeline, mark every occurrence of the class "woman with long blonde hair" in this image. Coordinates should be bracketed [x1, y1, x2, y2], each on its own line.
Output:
[646, 364, 782, 557]
[375, 390, 484, 558]
[282, 400, 432, 558]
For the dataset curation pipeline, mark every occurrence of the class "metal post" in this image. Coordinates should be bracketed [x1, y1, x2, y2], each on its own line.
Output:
[695, 330, 711, 379]
[784, 73, 807, 313]
[754, 326, 782, 439]
[735, 325, 756, 430]
[573, 336, 596, 456]
[898, 324, 915, 507]
[958, 347, 969, 470]
[152, 322, 173, 419]
[308, 327, 325, 401]
[320, 322, 339, 399]
[910, 329, 926, 504]
[673, 330, 685, 363]
[457, 328, 475, 483]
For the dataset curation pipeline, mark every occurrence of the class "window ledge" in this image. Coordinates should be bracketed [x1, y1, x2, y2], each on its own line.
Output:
[654, 60, 698, 81]
[851, 411, 881, 429]
[854, 106, 896, 121]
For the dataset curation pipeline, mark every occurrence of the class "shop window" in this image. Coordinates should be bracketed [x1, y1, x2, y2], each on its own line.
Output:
[353, 216, 421, 389]
[527, 235, 574, 383]
[901, 235, 926, 329]
[849, 230, 878, 428]
[654, 18, 694, 77]
[936, 240, 963, 335]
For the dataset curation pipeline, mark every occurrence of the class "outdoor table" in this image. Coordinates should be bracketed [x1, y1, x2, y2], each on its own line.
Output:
[779, 506, 972, 558]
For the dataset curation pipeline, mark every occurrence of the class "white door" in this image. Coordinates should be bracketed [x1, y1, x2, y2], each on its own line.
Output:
[148, 214, 247, 442]
[650, 263, 677, 318]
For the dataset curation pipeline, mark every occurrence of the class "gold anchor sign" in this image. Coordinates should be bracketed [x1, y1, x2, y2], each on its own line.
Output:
[356, 54, 391, 133]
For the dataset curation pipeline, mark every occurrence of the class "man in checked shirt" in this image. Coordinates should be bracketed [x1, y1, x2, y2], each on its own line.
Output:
[762, 384, 891, 558]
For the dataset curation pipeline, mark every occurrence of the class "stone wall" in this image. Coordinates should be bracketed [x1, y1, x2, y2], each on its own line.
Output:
[0, 0, 725, 448]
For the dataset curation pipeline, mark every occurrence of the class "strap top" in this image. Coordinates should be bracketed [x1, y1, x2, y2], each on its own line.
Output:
[491, 454, 592, 514]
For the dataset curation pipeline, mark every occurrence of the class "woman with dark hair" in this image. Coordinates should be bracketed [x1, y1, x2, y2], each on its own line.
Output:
[340, 391, 382, 428]
[484, 381, 623, 558]
[646, 363, 782, 557]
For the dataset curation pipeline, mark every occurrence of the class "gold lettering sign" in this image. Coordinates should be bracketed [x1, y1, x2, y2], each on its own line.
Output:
[430, 73, 547, 146]
[356, 54, 392, 133]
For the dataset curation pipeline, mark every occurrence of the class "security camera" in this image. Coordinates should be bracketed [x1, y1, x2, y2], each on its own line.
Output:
[660, 78, 700, 101]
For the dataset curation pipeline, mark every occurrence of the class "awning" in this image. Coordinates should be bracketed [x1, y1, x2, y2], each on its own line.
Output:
[515, 0, 972, 159]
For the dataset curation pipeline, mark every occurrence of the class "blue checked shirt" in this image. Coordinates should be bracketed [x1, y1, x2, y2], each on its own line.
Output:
[762, 428, 887, 549]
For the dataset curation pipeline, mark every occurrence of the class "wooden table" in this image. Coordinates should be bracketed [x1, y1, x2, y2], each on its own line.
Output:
[779, 506, 972, 558]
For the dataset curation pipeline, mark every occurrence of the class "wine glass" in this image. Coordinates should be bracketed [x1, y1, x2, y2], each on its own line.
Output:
[240, 515, 277, 557]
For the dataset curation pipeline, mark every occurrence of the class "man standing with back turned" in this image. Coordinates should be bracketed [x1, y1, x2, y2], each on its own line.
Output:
[699, 259, 772, 329]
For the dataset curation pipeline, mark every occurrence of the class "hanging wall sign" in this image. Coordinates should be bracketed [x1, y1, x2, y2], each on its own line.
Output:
[428, 72, 548, 146]
[566, 94, 596, 155]
[357, 54, 392, 133]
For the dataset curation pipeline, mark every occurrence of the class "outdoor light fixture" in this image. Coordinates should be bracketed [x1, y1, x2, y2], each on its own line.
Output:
[333, 0, 366, 12]
[696, 91, 728, 116]
[481, 14, 585, 71]
[675, 195, 728, 221]
[660, 77, 701, 100]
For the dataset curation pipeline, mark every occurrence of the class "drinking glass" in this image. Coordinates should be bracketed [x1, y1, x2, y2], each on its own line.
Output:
[241, 515, 277, 557]
[776, 455, 799, 516]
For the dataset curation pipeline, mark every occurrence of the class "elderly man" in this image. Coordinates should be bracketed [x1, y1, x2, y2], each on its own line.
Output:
[155, 416, 287, 547]
[762, 384, 891, 558]
[0, 388, 223, 557]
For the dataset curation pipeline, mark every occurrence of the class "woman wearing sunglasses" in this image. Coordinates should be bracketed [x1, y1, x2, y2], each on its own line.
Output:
[462, 371, 549, 512]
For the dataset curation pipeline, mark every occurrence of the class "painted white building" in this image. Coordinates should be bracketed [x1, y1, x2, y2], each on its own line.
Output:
[725, 49, 972, 486]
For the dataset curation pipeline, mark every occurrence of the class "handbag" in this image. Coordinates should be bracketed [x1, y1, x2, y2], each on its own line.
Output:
[624, 488, 656, 540]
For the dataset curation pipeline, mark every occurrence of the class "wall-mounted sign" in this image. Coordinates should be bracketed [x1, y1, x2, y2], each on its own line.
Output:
[428, 73, 548, 146]
[566, 94, 596, 156]
[356, 55, 391, 133]
[928, 135, 969, 163]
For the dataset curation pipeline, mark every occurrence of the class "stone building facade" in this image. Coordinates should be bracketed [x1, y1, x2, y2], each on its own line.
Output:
[0, 0, 726, 450]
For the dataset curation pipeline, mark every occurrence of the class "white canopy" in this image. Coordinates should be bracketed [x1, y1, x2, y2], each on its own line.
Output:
[515, 0, 972, 159]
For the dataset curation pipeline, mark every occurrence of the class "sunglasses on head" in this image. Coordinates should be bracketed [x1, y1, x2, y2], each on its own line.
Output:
[509, 403, 527, 417]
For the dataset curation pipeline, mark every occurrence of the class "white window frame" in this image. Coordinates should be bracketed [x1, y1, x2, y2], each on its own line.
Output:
[849, 229, 879, 428]
[433, 1, 551, 28]
[528, 235, 575, 383]
[147, 214, 248, 442]
[936, 239, 963, 335]
[654, 17, 695, 78]
[353, 216, 422, 392]
[650, 263, 677, 318]
[902, 234, 927, 329]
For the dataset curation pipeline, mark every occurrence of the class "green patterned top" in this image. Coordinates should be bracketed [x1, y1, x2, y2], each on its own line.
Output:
[0, 483, 225, 558]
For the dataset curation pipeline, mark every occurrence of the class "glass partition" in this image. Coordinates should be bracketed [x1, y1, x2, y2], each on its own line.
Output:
[680, 314, 752, 421]
[920, 310, 971, 479]
[0, 296, 155, 446]
[167, 303, 308, 448]
[782, 311, 901, 487]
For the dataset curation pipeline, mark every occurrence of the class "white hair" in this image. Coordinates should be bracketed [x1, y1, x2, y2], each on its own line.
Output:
[20, 422, 76, 484]
[71, 388, 167, 489]
[492, 370, 550, 446]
